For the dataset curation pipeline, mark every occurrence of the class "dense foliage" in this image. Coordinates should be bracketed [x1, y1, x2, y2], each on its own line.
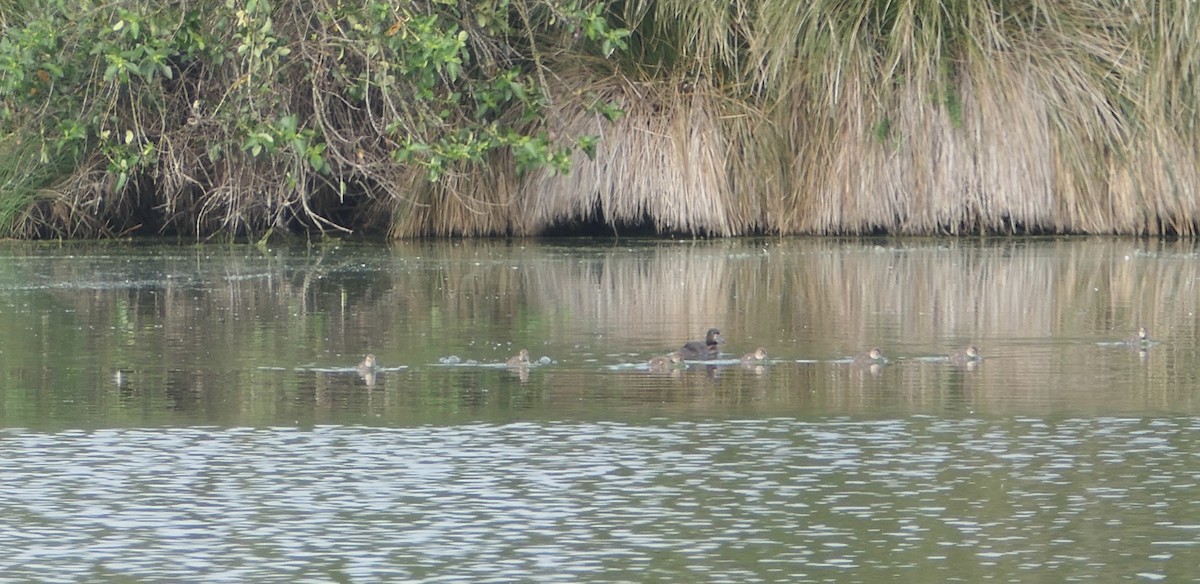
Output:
[0, 0, 628, 237]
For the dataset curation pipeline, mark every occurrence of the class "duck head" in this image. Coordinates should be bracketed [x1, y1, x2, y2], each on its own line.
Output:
[705, 328, 725, 347]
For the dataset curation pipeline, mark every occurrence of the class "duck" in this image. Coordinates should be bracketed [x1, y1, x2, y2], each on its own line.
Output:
[648, 351, 684, 372]
[948, 346, 981, 365]
[853, 347, 887, 366]
[740, 347, 768, 363]
[1123, 327, 1151, 348]
[506, 349, 530, 367]
[679, 328, 724, 360]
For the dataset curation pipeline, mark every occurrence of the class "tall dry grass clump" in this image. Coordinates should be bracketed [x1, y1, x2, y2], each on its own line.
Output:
[519, 68, 733, 235]
[736, 0, 1148, 234]
[528, 0, 1200, 236]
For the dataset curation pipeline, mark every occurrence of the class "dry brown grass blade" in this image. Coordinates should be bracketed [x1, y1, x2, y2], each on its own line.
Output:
[517, 66, 739, 236]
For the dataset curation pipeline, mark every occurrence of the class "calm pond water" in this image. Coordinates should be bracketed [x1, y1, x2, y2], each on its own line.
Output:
[1, 237, 1199, 581]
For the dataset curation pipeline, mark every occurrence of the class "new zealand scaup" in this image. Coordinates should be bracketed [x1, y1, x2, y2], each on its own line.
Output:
[679, 328, 724, 359]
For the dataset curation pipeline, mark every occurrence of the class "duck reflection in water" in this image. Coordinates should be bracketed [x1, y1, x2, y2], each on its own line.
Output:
[679, 328, 724, 360]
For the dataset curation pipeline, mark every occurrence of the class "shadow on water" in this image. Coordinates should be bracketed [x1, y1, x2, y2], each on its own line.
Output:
[0, 237, 1197, 427]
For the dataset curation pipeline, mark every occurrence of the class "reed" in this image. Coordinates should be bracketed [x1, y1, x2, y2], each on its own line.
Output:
[518, 65, 746, 235]
[516, 0, 1200, 237]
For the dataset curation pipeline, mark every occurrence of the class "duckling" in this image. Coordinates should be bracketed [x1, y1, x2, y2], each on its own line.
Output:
[740, 347, 768, 363]
[679, 328, 724, 359]
[506, 349, 530, 367]
[648, 351, 684, 372]
[1123, 327, 1152, 348]
[948, 346, 981, 365]
[853, 347, 887, 366]
[356, 354, 378, 387]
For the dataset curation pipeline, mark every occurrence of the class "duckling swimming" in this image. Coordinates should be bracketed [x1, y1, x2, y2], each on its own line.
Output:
[740, 347, 768, 363]
[853, 347, 887, 366]
[356, 354, 378, 386]
[648, 351, 684, 372]
[1123, 327, 1151, 348]
[506, 349, 530, 367]
[948, 346, 981, 365]
[679, 328, 724, 360]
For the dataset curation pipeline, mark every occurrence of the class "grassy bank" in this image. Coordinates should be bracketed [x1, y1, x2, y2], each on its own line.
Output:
[2, 0, 1199, 238]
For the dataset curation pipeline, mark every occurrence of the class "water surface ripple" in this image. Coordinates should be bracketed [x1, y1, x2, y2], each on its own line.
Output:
[2, 417, 1197, 582]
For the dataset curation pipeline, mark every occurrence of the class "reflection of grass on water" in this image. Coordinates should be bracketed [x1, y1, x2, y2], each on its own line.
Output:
[515, 238, 1197, 346]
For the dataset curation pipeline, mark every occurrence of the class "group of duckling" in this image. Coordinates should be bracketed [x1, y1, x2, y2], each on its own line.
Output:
[359, 348, 534, 371]
[645, 326, 1150, 372]
[643, 326, 1156, 372]
[643, 327, 939, 372]
[353, 327, 1153, 377]
[849, 345, 982, 367]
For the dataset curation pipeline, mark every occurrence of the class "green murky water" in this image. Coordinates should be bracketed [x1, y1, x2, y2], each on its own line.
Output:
[1, 237, 1197, 581]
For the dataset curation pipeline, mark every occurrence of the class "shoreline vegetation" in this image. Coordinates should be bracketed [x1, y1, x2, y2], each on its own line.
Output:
[2, 0, 1199, 240]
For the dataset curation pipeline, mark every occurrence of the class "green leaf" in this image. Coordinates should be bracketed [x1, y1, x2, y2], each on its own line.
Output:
[577, 135, 598, 160]
[309, 152, 328, 172]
